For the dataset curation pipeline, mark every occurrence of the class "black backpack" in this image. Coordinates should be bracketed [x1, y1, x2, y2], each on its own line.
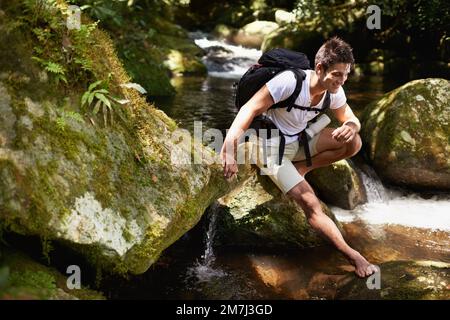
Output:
[234, 48, 331, 167]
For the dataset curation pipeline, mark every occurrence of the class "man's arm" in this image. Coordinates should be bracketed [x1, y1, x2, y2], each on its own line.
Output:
[221, 85, 274, 179]
[330, 103, 361, 143]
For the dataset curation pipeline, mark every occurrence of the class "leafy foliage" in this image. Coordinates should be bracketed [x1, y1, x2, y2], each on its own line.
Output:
[81, 80, 129, 126]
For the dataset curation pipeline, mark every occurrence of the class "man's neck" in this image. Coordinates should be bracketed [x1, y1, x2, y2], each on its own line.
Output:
[309, 70, 327, 98]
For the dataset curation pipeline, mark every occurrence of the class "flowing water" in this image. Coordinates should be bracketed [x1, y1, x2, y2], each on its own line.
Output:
[107, 34, 449, 299]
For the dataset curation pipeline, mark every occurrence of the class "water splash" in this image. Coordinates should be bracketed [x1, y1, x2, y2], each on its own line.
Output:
[332, 191, 450, 231]
[185, 203, 226, 283]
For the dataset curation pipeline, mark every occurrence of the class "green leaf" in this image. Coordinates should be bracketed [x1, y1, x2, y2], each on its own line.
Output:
[81, 90, 90, 107]
[102, 104, 108, 126]
[92, 99, 102, 115]
[120, 82, 147, 94]
[95, 93, 111, 108]
[93, 89, 109, 94]
[110, 96, 130, 105]
[88, 91, 96, 105]
[88, 80, 103, 92]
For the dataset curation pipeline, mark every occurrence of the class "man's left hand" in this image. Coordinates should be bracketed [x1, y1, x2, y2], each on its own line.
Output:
[331, 123, 357, 143]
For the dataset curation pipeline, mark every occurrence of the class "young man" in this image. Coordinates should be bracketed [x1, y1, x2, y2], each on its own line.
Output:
[220, 37, 377, 278]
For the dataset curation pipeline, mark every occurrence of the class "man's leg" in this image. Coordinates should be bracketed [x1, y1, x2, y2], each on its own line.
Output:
[293, 128, 362, 176]
[287, 180, 377, 277]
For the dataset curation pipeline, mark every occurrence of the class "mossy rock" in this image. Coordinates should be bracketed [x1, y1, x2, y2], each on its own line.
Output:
[361, 78, 450, 190]
[0, 247, 104, 300]
[232, 21, 279, 49]
[0, 1, 245, 275]
[336, 260, 450, 300]
[261, 25, 324, 57]
[214, 170, 343, 249]
[306, 160, 366, 210]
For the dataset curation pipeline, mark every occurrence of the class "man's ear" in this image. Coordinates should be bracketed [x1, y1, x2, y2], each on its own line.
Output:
[315, 63, 324, 76]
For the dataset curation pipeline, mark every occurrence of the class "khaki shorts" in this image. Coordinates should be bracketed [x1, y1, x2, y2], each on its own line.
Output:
[237, 133, 321, 194]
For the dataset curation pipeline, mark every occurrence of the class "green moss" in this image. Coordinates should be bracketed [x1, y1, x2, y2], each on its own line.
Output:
[0, 247, 105, 300]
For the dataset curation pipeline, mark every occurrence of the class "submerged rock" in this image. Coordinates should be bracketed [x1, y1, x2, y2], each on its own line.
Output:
[336, 260, 450, 300]
[361, 78, 450, 190]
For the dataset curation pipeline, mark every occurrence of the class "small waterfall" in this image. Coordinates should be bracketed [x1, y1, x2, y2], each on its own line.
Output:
[186, 203, 226, 283]
[357, 165, 388, 203]
[333, 166, 450, 231]
[190, 32, 261, 78]
[202, 203, 220, 266]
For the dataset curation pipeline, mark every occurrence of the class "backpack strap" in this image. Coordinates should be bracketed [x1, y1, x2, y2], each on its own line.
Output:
[270, 69, 306, 111]
[289, 90, 331, 114]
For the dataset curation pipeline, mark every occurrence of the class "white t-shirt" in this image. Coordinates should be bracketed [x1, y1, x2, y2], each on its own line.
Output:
[265, 69, 347, 145]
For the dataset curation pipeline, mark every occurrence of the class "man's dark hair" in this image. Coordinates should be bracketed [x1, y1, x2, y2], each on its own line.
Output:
[315, 36, 355, 71]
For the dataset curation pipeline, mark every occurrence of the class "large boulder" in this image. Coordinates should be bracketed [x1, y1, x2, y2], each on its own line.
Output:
[0, 1, 244, 275]
[214, 170, 343, 248]
[361, 78, 450, 190]
[336, 260, 450, 300]
[261, 25, 324, 57]
[274, 10, 296, 26]
[306, 160, 366, 210]
[232, 21, 279, 49]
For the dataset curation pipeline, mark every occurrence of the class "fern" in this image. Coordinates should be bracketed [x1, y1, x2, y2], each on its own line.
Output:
[32, 58, 68, 84]
[81, 80, 128, 127]
[56, 117, 66, 133]
[45, 61, 65, 75]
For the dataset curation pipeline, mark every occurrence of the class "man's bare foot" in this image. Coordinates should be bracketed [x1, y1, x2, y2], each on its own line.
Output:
[348, 251, 378, 278]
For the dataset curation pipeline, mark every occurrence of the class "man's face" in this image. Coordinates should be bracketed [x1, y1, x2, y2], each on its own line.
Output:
[316, 63, 351, 93]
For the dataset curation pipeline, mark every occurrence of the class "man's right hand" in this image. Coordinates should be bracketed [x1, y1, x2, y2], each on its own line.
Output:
[221, 149, 238, 180]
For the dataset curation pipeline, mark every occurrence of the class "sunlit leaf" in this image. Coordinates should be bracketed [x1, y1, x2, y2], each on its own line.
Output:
[88, 80, 103, 91]
[93, 99, 102, 115]
[95, 93, 111, 108]
[120, 82, 147, 94]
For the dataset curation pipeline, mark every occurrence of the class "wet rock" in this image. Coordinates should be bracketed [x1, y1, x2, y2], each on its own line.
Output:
[361, 78, 450, 190]
[0, 247, 104, 300]
[306, 160, 366, 210]
[214, 171, 343, 248]
[336, 260, 450, 300]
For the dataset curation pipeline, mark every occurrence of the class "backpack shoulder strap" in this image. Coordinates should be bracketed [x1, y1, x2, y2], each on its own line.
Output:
[289, 90, 331, 114]
[270, 69, 306, 111]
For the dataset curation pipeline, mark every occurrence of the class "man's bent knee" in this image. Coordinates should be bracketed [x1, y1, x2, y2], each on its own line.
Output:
[345, 133, 362, 157]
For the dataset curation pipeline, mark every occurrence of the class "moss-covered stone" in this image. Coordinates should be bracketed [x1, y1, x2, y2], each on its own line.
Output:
[214, 170, 343, 248]
[306, 160, 366, 210]
[336, 260, 450, 300]
[261, 25, 324, 57]
[232, 21, 279, 49]
[0, 247, 104, 300]
[0, 1, 245, 275]
[360, 78, 450, 190]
